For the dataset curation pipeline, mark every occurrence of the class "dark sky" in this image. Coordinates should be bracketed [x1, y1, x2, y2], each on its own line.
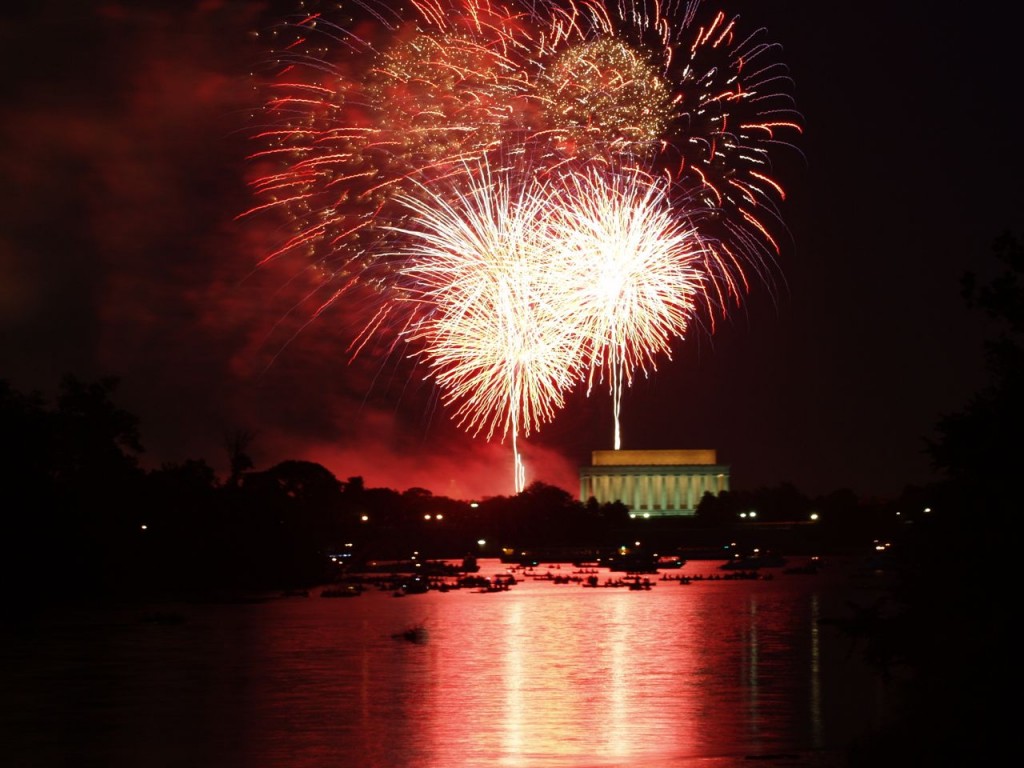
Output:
[1, 1, 1020, 501]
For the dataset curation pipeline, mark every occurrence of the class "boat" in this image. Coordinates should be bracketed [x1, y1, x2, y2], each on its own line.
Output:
[604, 551, 660, 574]
[394, 575, 429, 595]
[720, 551, 788, 570]
[392, 625, 428, 643]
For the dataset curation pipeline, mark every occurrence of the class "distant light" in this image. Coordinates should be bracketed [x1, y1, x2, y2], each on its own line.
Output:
[749, 511, 757, 518]
[477, 539, 486, 546]
[424, 514, 432, 520]
[435, 513, 443, 520]
[809, 513, 819, 521]
[739, 512, 747, 518]
[140, 524, 147, 531]
[629, 513, 637, 518]
[470, 502, 479, 508]
[360, 515, 369, 522]
[642, 513, 650, 519]
[634, 541, 641, 547]
[924, 507, 932, 513]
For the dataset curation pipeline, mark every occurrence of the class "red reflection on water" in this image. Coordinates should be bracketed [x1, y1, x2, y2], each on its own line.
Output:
[49, 559, 878, 768]
[383, 561, 824, 765]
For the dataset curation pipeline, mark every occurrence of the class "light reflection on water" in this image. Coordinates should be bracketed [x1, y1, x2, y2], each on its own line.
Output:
[1, 559, 890, 767]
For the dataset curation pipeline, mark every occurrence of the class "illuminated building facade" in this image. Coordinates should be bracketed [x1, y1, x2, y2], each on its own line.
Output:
[579, 449, 730, 517]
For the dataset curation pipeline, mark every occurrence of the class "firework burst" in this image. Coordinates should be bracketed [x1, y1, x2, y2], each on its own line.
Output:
[240, 1, 544, 329]
[390, 164, 586, 491]
[241, 0, 802, 489]
[535, 36, 674, 159]
[244, 0, 800, 301]
[545, 168, 709, 450]
[528, 0, 802, 300]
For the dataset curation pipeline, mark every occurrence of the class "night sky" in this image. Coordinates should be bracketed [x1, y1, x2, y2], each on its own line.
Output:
[2, 1, 1021, 502]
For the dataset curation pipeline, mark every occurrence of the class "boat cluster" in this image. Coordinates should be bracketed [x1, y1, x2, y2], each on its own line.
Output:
[316, 555, 820, 598]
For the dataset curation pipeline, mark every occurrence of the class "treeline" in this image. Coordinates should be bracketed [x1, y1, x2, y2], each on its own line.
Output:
[0, 375, 641, 601]
[1, 373, 923, 605]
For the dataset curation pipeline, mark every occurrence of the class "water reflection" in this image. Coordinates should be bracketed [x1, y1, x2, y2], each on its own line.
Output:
[810, 593, 823, 746]
[1, 559, 888, 767]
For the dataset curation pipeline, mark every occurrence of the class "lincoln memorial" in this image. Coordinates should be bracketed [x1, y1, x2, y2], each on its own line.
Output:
[579, 449, 730, 517]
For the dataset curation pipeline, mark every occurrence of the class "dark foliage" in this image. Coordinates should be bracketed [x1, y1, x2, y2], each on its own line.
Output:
[0, 363, 944, 615]
[838, 232, 1022, 766]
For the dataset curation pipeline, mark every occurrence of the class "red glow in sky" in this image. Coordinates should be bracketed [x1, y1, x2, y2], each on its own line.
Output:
[1, 1, 1019, 499]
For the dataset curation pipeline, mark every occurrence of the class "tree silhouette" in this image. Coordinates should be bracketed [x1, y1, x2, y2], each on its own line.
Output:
[2, 375, 148, 606]
[224, 427, 255, 488]
[930, 231, 1024, 493]
[843, 232, 1022, 767]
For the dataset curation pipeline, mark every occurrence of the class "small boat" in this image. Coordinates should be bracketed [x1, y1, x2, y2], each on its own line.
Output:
[392, 625, 428, 643]
[720, 551, 788, 570]
[628, 582, 650, 591]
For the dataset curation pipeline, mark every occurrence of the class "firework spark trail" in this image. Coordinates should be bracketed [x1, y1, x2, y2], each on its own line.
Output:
[389, 165, 586, 492]
[388, 162, 709, 487]
[244, 0, 801, 312]
[526, 0, 803, 303]
[241, 1, 545, 322]
[545, 168, 709, 450]
[241, 0, 802, 490]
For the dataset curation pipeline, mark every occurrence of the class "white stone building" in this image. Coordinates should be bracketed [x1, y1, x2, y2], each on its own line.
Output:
[579, 449, 730, 517]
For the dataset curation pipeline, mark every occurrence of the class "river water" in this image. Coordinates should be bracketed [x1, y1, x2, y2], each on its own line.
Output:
[2, 558, 895, 768]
